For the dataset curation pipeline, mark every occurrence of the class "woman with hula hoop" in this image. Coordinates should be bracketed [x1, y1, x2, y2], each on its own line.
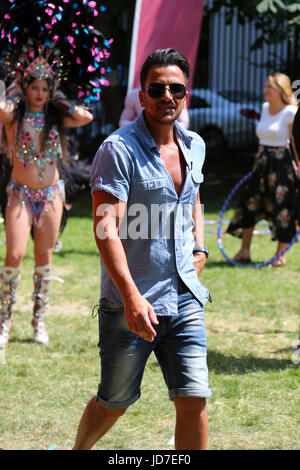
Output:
[226, 73, 300, 267]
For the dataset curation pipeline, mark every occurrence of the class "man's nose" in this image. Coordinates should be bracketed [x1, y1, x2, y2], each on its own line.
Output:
[161, 85, 173, 99]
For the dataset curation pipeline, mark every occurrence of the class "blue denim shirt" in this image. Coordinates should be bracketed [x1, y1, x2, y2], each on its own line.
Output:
[90, 112, 210, 316]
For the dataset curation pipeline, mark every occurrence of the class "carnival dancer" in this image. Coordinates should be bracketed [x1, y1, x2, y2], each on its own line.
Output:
[0, 0, 110, 348]
[227, 73, 300, 267]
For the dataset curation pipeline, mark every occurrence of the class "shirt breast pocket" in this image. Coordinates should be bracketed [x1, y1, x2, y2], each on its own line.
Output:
[133, 177, 167, 205]
[191, 168, 204, 185]
[189, 168, 203, 204]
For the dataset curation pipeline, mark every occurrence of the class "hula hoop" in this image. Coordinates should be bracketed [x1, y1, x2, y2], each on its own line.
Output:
[205, 219, 270, 235]
[217, 171, 300, 267]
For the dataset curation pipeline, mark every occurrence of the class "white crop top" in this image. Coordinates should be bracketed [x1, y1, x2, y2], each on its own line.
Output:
[256, 102, 297, 146]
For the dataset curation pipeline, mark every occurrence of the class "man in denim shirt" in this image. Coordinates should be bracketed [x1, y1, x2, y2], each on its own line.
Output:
[73, 49, 212, 450]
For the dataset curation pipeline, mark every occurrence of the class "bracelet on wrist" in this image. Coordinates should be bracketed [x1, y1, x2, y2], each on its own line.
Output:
[52, 97, 75, 115]
[68, 101, 75, 115]
[193, 245, 209, 258]
[6, 95, 18, 109]
[7, 93, 24, 107]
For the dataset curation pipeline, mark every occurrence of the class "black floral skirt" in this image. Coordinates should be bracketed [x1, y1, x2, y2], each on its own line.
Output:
[226, 146, 300, 243]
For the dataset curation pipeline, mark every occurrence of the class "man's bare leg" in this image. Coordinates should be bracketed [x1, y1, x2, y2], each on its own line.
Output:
[73, 396, 127, 450]
[174, 397, 208, 450]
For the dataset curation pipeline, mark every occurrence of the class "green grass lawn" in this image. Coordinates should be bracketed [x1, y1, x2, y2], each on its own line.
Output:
[0, 172, 299, 450]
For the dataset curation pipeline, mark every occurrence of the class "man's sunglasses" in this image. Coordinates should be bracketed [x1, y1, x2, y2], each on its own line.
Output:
[147, 83, 186, 100]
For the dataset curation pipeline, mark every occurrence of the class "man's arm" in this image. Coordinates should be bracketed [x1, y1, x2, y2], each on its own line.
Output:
[292, 107, 300, 159]
[177, 105, 190, 129]
[93, 190, 158, 341]
[118, 91, 139, 127]
[289, 123, 300, 178]
[192, 191, 207, 276]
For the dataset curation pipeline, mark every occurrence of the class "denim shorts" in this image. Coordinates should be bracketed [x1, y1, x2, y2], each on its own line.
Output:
[96, 291, 212, 409]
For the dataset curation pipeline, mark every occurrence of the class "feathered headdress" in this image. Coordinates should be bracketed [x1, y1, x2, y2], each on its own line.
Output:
[0, 0, 112, 102]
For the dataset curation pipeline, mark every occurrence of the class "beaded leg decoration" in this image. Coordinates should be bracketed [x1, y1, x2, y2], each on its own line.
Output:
[32, 265, 52, 345]
[0, 267, 21, 348]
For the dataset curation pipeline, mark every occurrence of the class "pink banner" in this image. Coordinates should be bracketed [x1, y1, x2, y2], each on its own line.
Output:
[128, 0, 205, 94]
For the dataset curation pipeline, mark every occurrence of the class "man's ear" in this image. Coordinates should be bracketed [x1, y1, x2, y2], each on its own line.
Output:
[183, 89, 189, 105]
[139, 89, 145, 108]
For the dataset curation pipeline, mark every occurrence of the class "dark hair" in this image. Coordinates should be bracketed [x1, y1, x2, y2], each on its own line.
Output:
[140, 48, 190, 90]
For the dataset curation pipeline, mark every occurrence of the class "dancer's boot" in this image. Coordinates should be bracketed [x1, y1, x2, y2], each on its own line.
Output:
[32, 265, 52, 344]
[0, 266, 21, 348]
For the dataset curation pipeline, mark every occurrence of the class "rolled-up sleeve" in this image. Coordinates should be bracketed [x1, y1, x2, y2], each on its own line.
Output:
[90, 140, 132, 202]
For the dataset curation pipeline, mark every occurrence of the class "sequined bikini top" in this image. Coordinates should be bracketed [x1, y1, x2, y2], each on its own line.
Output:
[14, 110, 62, 181]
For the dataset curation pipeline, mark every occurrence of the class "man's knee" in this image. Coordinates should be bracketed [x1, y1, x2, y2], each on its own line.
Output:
[102, 406, 127, 419]
[174, 396, 207, 415]
[94, 398, 127, 419]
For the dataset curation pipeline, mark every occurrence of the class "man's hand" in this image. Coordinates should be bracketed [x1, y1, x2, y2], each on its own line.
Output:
[123, 293, 159, 342]
[193, 252, 207, 277]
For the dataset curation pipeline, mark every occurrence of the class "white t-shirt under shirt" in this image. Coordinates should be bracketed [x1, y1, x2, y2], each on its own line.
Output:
[256, 102, 297, 147]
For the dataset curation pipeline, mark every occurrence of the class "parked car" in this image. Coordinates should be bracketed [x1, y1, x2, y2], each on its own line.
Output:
[188, 88, 262, 154]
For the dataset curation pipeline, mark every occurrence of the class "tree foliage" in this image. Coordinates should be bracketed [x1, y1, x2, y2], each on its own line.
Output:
[207, 0, 300, 49]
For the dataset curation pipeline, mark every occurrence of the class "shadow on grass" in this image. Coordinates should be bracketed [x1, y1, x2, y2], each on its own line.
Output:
[149, 349, 293, 374]
[207, 350, 293, 374]
[205, 260, 237, 269]
[9, 338, 38, 345]
[54, 249, 98, 258]
[205, 260, 271, 269]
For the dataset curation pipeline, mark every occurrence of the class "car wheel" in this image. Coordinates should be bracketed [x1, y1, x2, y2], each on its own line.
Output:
[199, 125, 228, 156]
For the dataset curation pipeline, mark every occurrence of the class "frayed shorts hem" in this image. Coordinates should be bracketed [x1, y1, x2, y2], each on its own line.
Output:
[96, 392, 141, 410]
[169, 388, 212, 400]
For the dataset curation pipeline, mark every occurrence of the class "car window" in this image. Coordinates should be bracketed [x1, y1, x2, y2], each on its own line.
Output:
[189, 95, 211, 109]
[218, 90, 262, 104]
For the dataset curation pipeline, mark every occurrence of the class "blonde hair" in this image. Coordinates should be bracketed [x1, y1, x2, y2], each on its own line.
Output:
[268, 73, 298, 106]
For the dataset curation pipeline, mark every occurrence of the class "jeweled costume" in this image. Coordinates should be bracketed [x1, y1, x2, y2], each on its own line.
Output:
[0, 0, 110, 348]
[7, 110, 65, 227]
